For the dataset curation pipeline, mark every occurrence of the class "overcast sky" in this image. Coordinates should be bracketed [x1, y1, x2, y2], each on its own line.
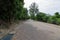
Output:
[24, 0, 60, 15]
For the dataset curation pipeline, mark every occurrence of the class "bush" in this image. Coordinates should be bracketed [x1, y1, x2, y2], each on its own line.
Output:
[47, 16, 57, 24]
[56, 18, 60, 25]
[36, 12, 49, 22]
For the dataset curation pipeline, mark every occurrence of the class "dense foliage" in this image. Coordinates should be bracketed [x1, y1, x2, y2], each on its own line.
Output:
[0, 0, 29, 28]
[34, 12, 60, 25]
[36, 12, 49, 22]
[0, 0, 24, 22]
[21, 8, 29, 20]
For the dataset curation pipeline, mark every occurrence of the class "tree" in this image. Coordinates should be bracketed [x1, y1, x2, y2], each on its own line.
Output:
[21, 8, 28, 20]
[29, 2, 39, 19]
[56, 18, 60, 25]
[54, 12, 60, 18]
[36, 12, 49, 22]
[0, 0, 24, 28]
[14, 0, 24, 20]
[0, 0, 24, 22]
[47, 16, 57, 24]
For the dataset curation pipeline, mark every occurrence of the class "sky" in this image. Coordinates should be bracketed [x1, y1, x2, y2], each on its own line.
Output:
[24, 0, 60, 15]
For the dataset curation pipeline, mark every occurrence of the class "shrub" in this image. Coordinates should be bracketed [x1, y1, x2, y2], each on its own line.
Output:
[56, 18, 60, 25]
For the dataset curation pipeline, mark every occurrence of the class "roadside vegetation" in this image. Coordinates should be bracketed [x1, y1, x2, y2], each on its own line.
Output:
[0, 0, 60, 29]
[0, 0, 29, 29]
[29, 2, 60, 25]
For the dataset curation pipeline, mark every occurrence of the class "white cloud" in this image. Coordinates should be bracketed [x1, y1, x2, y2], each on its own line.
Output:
[24, 0, 60, 15]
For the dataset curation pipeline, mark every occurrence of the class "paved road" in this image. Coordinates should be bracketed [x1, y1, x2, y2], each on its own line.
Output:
[12, 20, 60, 40]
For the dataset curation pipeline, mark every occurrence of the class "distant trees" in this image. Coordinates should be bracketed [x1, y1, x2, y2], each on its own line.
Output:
[47, 12, 60, 25]
[0, 0, 60, 29]
[29, 2, 60, 25]
[54, 12, 60, 18]
[29, 2, 39, 19]
[36, 12, 49, 22]
[36, 12, 60, 25]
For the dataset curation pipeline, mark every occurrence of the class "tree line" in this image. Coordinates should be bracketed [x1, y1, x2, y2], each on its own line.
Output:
[29, 2, 60, 25]
[0, 0, 60, 28]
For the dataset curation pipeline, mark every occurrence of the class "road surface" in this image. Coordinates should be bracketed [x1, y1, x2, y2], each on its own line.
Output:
[12, 20, 60, 40]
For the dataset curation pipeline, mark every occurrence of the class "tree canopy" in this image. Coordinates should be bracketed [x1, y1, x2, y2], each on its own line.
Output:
[29, 2, 39, 19]
[0, 0, 29, 28]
